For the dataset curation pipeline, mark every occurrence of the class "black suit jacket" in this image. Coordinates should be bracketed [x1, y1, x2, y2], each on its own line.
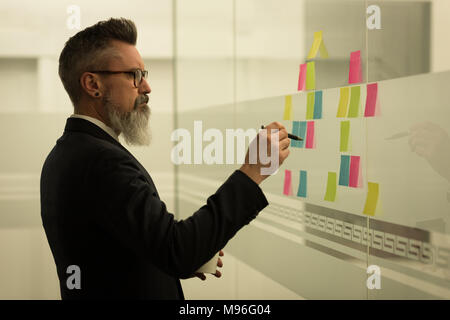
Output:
[40, 117, 268, 299]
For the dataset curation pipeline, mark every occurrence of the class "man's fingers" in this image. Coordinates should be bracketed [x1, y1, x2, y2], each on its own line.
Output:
[195, 272, 206, 281]
[214, 270, 222, 278]
[217, 258, 223, 268]
[280, 137, 290, 150]
[264, 121, 286, 132]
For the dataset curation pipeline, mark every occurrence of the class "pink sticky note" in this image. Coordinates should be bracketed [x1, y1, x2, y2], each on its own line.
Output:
[298, 63, 307, 91]
[349, 156, 360, 188]
[305, 121, 315, 149]
[283, 170, 293, 196]
[364, 83, 378, 117]
[349, 50, 362, 84]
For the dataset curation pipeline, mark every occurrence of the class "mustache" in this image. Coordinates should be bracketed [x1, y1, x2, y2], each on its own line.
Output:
[135, 95, 149, 105]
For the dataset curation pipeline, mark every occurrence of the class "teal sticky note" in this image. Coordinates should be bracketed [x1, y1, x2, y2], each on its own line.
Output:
[291, 122, 301, 148]
[313, 91, 323, 119]
[339, 155, 350, 186]
[297, 121, 307, 148]
[297, 170, 307, 198]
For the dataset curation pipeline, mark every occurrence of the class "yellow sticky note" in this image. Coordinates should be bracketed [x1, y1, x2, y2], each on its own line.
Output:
[306, 62, 315, 90]
[306, 92, 315, 120]
[337, 87, 349, 117]
[283, 95, 292, 120]
[307, 31, 329, 59]
[363, 182, 379, 216]
[324, 172, 337, 202]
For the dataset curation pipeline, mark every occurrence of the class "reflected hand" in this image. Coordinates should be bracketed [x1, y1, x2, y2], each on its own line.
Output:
[409, 121, 450, 182]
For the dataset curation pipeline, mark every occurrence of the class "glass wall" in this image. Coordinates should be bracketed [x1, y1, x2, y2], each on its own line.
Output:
[1, 0, 449, 300]
[175, 0, 450, 299]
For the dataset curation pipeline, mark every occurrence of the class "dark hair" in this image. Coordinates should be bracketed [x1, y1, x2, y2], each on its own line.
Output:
[58, 18, 137, 107]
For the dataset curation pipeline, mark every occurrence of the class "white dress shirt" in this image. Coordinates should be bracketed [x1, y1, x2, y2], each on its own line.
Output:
[70, 114, 120, 143]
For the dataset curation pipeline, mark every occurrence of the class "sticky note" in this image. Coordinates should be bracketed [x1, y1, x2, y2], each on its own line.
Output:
[306, 61, 316, 90]
[324, 172, 337, 202]
[297, 170, 307, 198]
[305, 121, 315, 149]
[283, 95, 292, 120]
[340, 121, 350, 152]
[283, 169, 293, 196]
[348, 155, 360, 188]
[313, 91, 323, 119]
[306, 92, 315, 120]
[364, 83, 378, 117]
[298, 63, 307, 91]
[291, 122, 303, 148]
[337, 87, 349, 118]
[347, 86, 360, 118]
[363, 182, 379, 216]
[307, 31, 329, 60]
[297, 121, 307, 148]
[339, 155, 350, 186]
[349, 50, 362, 84]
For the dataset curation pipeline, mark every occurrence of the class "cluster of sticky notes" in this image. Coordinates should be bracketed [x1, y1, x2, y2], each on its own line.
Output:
[306, 91, 323, 120]
[336, 83, 379, 118]
[298, 30, 329, 91]
[307, 31, 329, 60]
[283, 169, 308, 198]
[291, 121, 315, 149]
[337, 86, 360, 118]
[298, 62, 316, 91]
[338, 155, 361, 188]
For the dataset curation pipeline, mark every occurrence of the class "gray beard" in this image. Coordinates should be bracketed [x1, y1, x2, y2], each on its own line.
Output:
[104, 95, 151, 146]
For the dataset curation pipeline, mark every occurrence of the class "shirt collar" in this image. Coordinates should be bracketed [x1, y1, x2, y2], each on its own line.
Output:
[69, 114, 120, 143]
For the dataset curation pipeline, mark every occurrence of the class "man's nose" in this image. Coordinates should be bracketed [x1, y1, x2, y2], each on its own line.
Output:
[139, 78, 151, 95]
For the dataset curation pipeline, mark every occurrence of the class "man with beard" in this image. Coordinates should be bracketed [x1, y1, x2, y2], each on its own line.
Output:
[40, 18, 290, 300]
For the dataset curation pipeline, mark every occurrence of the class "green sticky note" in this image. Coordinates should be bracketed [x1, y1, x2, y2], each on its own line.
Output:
[347, 86, 360, 118]
[337, 87, 350, 117]
[324, 172, 337, 202]
[340, 120, 350, 152]
[283, 95, 292, 120]
[306, 92, 315, 120]
[306, 61, 316, 90]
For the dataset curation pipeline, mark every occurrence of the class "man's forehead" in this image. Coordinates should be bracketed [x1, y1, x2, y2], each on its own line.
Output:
[108, 40, 145, 70]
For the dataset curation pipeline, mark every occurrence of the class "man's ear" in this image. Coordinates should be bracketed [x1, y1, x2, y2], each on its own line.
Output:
[80, 72, 102, 98]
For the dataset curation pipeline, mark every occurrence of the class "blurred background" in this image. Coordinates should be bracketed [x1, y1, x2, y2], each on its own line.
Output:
[1, 0, 450, 299]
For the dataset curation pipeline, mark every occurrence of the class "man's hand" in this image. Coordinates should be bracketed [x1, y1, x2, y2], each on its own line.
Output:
[240, 121, 290, 185]
[193, 250, 224, 281]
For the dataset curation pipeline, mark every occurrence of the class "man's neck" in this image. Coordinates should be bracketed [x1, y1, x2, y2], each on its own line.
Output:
[75, 104, 120, 136]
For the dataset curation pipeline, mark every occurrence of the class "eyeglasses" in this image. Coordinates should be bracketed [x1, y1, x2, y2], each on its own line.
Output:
[88, 69, 148, 87]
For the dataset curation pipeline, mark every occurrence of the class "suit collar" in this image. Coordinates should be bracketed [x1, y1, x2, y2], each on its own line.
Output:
[64, 117, 123, 149]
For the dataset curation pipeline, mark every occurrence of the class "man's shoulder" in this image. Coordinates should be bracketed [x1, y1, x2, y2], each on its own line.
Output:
[43, 130, 131, 173]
